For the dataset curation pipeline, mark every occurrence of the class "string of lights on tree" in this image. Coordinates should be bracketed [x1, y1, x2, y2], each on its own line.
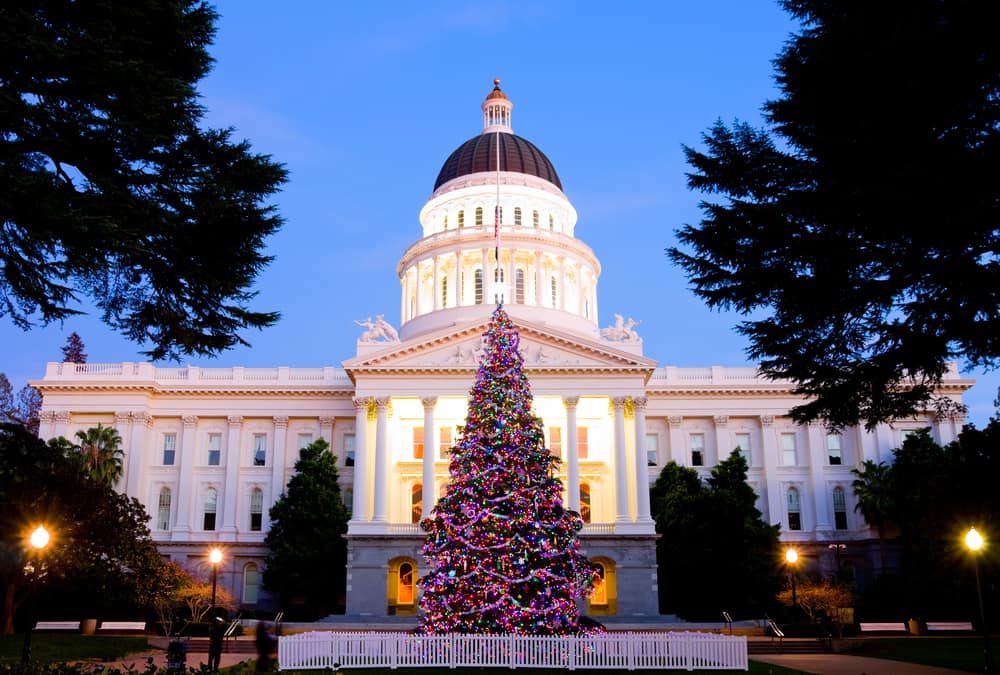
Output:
[417, 305, 603, 635]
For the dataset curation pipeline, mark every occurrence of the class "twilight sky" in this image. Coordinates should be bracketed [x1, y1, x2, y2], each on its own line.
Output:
[4, 1, 997, 426]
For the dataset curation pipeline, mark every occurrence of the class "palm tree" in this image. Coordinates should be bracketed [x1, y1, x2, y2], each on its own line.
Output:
[851, 459, 893, 574]
[74, 423, 124, 486]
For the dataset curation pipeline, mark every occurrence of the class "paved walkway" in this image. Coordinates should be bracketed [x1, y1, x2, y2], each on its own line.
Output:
[750, 653, 971, 674]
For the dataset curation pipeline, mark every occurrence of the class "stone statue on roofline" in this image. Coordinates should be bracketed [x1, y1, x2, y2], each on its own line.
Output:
[354, 315, 401, 343]
[600, 313, 641, 343]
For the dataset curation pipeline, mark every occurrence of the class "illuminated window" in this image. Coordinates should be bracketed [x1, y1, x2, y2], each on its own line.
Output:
[474, 269, 484, 304]
[515, 269, 525, 304]
[442, 215, 448, 230]
[587, 557, 617, 615]
[578, 427, 589, 459]
[344, 433, 355, 467]
[243, 563, 259, 605]
[549, 214, 554, 230]
[398, 563, 415, 604]
[250, 487, 263, 531]
[207, 433, 221, 466]
[549, 427, 562, 457]
[580, 482, 591, 523]
[514, 207, 522, 226]
[203, 488, 217, 531]
[412, 484, 423, 524]
[827, 433, 842, 465]
[474, 207, 482, 226]
[550, 276, 557, 307]
[157, 487, 171, 531]
[690, 433, 705, 466]
[387, 558, 418, 614]
[533, 210, 539, 227]
[413, 426, 424, 459]
[458, 210, 465, 228]
[833, 487, 848, 530]
[439, 427, 452, 459]
[253, 433, 267, 466]
[787, 487, 801, 531]
[441, 276, 448, 308]
[163, 433, 176, 466]
[591, 562, 607, 605]
[781, 433, 797, 465]
[734, 432, 751, 463]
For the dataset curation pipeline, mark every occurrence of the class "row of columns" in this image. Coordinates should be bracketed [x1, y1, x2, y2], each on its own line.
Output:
[400, 249, 597, 322]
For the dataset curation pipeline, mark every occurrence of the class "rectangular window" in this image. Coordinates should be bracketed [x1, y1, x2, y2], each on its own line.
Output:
[344, 433, 355, 467]
[207, 433, 221, 466]
[827, 433, 842, 465]
[413, 426, 424, 459]
[203, 490, 217, 531]
[439, 427, 452, 459]
[298, 433, 313, 450]
[646, 433, 658, 466]
[833, 489, 848, 530]
[787, 488, 801, 531]
[781, 433, 797, 465]
[734, 432, 751, 463]
[157, 489, 171, 531]
[253, 433, 267, 466]
[162, 433, 177, 466]
[549, 427, 562, 458]
[250, 490, 264, 532]
[690, 433, 704, 466]
[577, 427, 588, 459]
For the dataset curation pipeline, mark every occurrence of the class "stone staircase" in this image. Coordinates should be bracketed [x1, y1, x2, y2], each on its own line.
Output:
[748, 637, 832, 655]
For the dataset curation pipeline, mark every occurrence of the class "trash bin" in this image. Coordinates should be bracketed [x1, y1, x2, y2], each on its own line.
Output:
[166, 639, 187, 675]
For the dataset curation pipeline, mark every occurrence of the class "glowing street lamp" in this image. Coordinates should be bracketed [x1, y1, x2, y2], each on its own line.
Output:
[785, 548, 799, 607]
[209, 547, 223, 611]
[964, 528, 993, 674]
[22, 525, 51, 665]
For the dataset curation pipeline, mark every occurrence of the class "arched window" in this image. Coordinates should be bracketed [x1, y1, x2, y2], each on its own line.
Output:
[474, 207, 483, 227]
[550, 276, 558, 307]
[474, 269, 484, 304]
[458, 210, 465, 228]
[443, 215, 448, 230]
[580, 483, 592, 524]
[514, 207, 522, 226]
[587, 557, 617, 615]
[388, 558, 418, 614]
[243, 563, 259, 605]
[398, 563, 415, 604]
[833, 486, 848, 530]
[787, 487, 801, 531]
[591, 562, 607, 605]
[533, 210, 539, 228]
[157, 487, 171, 531]
[412, 483, 423, 524]
[441, 275, 448, 308]
[250, 487, 264, 531]
[203, 488, 217, 531]
[515, 269, 525, 304]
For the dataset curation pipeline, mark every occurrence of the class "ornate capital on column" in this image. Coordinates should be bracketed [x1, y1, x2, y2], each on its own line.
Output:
[39, 410, 56, 424]
[667, 415, 683, 428]
[563, 396, 580, 410]
[54, 410, 71, 424]
[228, 415, 243, 428]
[610, 396, 628, 411]
[182, 415, 197, 428]
[760, 415, 775, 427]
[318, 416, 335, 429]
[807, 420, 825, 428]
[352, 396, 370, 414]
[420, 396, 438, 410]
[714, 415, 729, 427]
[115, 411, 132, 426]
[273, 415, 289, 429]
[133, 412, 153, 428]
[632, 396, 648, 411]
[374, 396, 392, 411]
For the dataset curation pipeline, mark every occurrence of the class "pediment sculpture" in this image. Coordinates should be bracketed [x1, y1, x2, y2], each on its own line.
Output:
[600, 313, 641, 343]
[355, 314, 400, 343]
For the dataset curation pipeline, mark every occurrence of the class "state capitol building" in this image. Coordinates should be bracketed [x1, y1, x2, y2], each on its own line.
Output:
[33, 82, 971, 621]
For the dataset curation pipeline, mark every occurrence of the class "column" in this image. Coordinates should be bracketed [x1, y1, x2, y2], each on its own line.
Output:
[760, 415, 782, 527]
[271, 416, 289, 495]
[372, 397, 391, 523]
[421, 397, 438, 515]
[577, 265, 586, 315]
[633, 397, 653, 523]
[115, 412, 134, 495]
[507, 250, 516, 303]
[563, 397, 581, 512]
[400, 274, 407, 322]
[221, 415, 242, 535]
[611, 397, 631, 523]
[713, 415, 730, 466]
[808, 421, 831, 531]
[454, 251, 463, 306]
[433, 255, 441, 310]
[125, 412, 151, 498]
[175, 415, 198, 533]
[667, 415, 685, 466]
[535, 252, 544, 306]
[559, 257, 567, 311]
[414, 262, 423, 316]
[351, 397, 370, 522]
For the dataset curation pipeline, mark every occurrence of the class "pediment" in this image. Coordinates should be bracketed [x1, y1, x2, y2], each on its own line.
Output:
[343, 316, 657, 374]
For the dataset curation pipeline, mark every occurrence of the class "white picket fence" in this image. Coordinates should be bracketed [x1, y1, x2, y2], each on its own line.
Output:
[278, 631, 748, 671]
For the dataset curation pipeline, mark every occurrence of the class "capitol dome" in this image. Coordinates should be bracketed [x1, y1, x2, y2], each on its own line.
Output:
[434, 133, 562, 191]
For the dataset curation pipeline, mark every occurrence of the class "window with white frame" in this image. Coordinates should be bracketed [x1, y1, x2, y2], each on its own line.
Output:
[580, 482, 592, 523]
[734, 432, 751, 464]
[442, 215, 448, 231]
[577, 427, 589, 459]
[441, 275, 448, 308]
[243, 563, 259, 604]
[514, 207, 522, 226]
[515, 269, 525, 304]
[439, 427, 452, 459]
[297, 433, 313, 450]
[549, 214, 554, 230]
[207, 433, 221, 466]
[550, 276, 557, 307]
[833, 486, 848, 530]
[157, 487, 171, 531]
[203, 488, 218, 531]
[646, 433, 658, 466]
[411, 483, 423, 524]
[786, 487, 801, 530]
[548, 426, 562, 458]
[250, 487, 264, 531]
[344, 433, 355, 466]
[459, 209, 466, 228]
[474, 269, 484, 304]
[162, 433, 177, 466]
[781, 433, 797, 465]
[532, 210, 539, 227]
[827, 433, 842, 465]
[474, 207, 482, 226]
[252, 433, 267, 466]
[690, 433, 705, 466]
[413, 426, 424, 459]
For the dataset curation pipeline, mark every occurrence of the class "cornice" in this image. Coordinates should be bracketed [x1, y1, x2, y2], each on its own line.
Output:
[34, 383, 355, 398]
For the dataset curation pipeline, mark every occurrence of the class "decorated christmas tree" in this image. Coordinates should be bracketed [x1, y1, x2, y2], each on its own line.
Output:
[418, 305, 601, 634]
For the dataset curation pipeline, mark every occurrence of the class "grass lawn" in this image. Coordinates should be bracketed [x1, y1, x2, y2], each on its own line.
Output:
[270, 667, 802, 675]
[0, 634, 149, 664]
[850, 636, 1000, 672]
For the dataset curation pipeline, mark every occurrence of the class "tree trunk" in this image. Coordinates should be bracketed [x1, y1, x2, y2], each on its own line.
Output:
[2, 580, 19, 636]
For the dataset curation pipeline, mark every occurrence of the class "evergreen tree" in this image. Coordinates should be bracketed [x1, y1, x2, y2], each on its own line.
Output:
[61, 333, 87, 363]
[264, 438, 349, 619]
[418, 306, 600, 634]
[668, 1, 1000, 429]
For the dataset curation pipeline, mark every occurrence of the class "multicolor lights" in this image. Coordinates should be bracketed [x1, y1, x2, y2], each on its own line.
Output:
[417, 306, 602, 635]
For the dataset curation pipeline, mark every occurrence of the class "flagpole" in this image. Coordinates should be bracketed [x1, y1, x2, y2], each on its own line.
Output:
[495, 127, 502, 303]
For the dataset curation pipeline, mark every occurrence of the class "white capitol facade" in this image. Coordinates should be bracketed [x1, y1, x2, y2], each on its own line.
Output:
[33, 83, 972, 621]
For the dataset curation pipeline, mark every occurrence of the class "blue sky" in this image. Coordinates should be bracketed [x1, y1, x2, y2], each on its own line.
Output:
[3, 1, 997, 426]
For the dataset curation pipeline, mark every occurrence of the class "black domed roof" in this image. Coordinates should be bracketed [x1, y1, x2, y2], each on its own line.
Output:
[434, 133, 562, 191]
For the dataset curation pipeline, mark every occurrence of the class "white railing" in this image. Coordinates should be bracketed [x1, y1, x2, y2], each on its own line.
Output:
[278, 631, 748, 671]
[43, 363, 353, 387]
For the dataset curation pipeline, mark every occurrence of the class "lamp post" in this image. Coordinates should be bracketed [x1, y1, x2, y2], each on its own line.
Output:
[21, 525, 51, 665]
[785, 548, 799, 607]
[965, 527, 994, 675]
[209, 547, 223, 612]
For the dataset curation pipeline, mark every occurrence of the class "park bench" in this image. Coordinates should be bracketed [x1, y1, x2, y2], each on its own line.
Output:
[859, 622, 907, 633]
[98, 621, 146, 632]
[35, 621, 80, 631]
[926, 621, 974, 632]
